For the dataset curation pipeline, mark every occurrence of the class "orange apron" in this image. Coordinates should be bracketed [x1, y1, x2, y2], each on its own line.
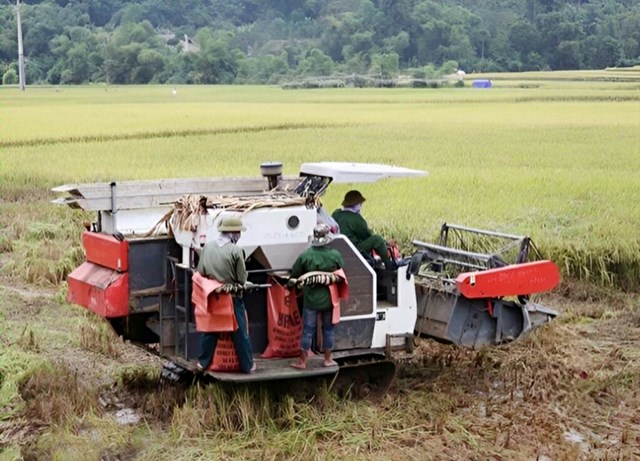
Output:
[328, 268, 349, 325]
[192, 272, 238, 333]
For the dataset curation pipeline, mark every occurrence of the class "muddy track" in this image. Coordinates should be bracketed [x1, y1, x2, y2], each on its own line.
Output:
[0, 276, 162, 386]
[1, 277, 166, 450]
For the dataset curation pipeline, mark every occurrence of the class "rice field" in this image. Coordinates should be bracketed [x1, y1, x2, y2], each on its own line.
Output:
[1, 72, 640, 460]
[1, 74, 639, 289]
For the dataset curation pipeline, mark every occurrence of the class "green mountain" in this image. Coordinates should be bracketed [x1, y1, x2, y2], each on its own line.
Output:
[1, 0, 639, 84]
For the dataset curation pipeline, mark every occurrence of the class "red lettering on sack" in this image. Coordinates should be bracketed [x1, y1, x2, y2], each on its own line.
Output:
[209, 333, 242, 372]
[262, 278, 303, 359]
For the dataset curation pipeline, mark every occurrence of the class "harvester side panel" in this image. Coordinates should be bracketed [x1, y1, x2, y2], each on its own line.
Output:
[128, 237, 180, 292]
[82, 231, 129, 271]
[333, 319, 376, 351]
[325, 237, 376, 350]
[326, 238, 374, 317]
[67, 262, 129, 318]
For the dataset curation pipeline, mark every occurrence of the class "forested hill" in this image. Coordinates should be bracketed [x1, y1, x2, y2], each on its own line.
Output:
[1, 0, 639, 85]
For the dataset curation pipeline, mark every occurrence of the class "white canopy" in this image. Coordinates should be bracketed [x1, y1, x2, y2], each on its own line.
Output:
[299, 162, 427, 183]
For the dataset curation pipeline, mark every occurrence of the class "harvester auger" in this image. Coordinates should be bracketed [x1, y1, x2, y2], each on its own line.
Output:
[54, 162, 560, 399]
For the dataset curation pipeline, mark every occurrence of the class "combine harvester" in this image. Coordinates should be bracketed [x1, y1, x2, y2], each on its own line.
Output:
[54, 162, 560, 398]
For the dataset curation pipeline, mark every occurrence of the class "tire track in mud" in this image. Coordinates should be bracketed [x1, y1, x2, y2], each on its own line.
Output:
[0, 122, 346, 149]
[0, 276, 55, 300]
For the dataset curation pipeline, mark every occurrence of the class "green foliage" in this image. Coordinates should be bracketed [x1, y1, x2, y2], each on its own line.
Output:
[370, 52, 399, 77]
[2, 67, 17, 85]
[298, 48, 333, 76]
[0, 1, 638, 84]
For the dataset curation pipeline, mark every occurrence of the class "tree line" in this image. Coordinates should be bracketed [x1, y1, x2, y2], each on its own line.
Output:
[1, 0, 639, 85]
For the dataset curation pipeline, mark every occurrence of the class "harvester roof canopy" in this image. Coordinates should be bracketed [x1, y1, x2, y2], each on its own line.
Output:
[300, 162, 427, 183]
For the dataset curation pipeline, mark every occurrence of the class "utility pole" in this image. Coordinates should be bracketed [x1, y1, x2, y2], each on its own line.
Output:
[16, 0, 26, 91]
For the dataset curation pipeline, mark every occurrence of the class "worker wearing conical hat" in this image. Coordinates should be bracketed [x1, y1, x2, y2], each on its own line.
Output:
[196, 217, 256, 373]
[332, 190, 397, 270]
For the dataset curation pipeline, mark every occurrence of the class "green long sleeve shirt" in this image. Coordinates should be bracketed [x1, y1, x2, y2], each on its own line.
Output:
[331, 209, 372, 246]
[196, 242, 247, 285]
[291, 246, 344, 311]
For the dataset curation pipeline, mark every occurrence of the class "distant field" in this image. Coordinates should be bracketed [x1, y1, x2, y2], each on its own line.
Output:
[1, 74, 639, 289]
[474, 66, 640, 83]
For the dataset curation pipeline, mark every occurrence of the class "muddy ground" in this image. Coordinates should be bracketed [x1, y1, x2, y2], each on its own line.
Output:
[1, 276, 639, 460]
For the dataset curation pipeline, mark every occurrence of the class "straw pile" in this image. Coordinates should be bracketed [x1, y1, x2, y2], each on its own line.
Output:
[148, 193, 307, 236]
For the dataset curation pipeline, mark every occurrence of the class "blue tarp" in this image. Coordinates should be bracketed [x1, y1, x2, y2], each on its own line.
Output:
[472, 79, 492, 88]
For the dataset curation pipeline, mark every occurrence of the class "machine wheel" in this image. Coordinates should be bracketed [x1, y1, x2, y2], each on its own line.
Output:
[334, 357, 396, 401]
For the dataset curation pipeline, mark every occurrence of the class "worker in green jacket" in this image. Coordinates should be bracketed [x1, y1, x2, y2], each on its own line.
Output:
[195, 217, 256, 374]
[332, 190, 397, 270]
[290, 224, 344, 369]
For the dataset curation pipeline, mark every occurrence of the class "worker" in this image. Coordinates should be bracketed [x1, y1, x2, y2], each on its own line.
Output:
[290, 224, 344, 369]
[332, 190, 398, 271]
[195, 217, 255, 374]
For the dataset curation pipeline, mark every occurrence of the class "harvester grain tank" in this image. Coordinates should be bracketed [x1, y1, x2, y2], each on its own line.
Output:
[54, 162, 560, 397]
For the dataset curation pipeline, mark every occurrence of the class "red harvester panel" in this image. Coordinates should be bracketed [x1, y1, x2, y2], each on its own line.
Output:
[455, 260, 560, 299]
[67, 262, 129, 317]
[82, 231, 128, 272]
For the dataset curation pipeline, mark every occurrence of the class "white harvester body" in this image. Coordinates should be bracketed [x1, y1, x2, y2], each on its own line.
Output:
[54, 161, 557, 393]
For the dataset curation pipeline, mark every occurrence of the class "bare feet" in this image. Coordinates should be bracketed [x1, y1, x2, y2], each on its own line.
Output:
[323, 350, 336, 367]
[290, 360, 306, 369]
[249, 363, 257, 374]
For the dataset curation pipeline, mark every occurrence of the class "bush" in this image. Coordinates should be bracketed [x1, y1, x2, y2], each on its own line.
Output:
[2, 68, 18, 85]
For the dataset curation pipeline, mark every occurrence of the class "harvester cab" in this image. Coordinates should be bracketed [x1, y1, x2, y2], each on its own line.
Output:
[54, 162, 559, 398]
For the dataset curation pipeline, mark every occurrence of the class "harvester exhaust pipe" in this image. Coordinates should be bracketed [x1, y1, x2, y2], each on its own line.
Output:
[260, 161, 283, 190]
[110, 181, 117, 230]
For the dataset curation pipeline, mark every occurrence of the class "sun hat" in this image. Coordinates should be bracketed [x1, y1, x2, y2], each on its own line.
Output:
[217, 217, 246, 232]
[342, 190, 366, 207]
